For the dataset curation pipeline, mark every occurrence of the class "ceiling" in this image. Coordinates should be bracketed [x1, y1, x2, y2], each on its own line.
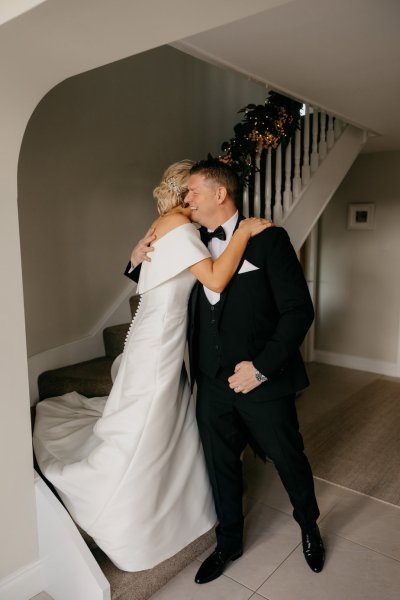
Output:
[3, 0, 399, 153]
[174, 0, 400, 153]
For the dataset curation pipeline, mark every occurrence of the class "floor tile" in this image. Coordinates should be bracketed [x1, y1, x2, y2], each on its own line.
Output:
[257, 533, 400, 600]
[220, 502, 300, 591]
[244, 459, 293, 517]
[244, 458, 348, 520]
[297, 364, 378, 428]
[320, 489, 400, 560]
[150, 561, 253, 600]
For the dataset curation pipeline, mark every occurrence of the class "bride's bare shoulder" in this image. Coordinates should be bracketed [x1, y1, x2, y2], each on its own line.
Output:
[154, 213, 191, 240]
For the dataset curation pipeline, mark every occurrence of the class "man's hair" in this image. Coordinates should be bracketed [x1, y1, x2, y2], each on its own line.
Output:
[190, 158, 239, 204]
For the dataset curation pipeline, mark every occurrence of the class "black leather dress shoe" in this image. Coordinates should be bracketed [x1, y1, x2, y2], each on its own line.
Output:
[194, 548, 243, 584]
[302, 524, 325, 573]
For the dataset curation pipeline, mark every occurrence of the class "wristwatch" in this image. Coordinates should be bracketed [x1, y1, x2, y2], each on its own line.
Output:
[254, 369, 267, 383]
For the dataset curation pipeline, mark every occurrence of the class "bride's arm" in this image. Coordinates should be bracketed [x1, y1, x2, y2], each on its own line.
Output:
[189, 219, 269, 293]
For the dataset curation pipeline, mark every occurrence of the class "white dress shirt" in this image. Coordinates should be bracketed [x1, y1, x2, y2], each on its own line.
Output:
[204, 211, 239, 305]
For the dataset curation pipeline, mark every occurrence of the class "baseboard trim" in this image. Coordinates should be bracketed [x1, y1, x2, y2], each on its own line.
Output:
[0, 559, 43, 600]
[28, 282, 137, 404]
[313, 349, 399, 377]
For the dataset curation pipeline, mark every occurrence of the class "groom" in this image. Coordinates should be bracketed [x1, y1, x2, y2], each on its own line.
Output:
[126, 159, 324, 582]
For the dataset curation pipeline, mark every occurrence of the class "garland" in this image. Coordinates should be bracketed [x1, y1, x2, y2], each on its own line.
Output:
[219, 91, 302, 186]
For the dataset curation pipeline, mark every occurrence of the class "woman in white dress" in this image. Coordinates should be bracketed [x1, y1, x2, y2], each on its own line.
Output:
[33, 160, 269, 571]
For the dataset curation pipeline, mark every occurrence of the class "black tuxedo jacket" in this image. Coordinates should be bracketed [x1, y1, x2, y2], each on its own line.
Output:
[124, 220, 314, 401]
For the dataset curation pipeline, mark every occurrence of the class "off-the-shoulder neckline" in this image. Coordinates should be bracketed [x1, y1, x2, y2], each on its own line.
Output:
[153, 222, 197, 245]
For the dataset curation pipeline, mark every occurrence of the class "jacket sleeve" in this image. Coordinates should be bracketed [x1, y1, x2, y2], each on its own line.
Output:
[252, 227, 314, 378]
[124, 261, 141, 283]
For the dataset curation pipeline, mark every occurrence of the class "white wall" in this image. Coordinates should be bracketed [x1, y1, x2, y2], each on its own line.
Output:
[0, 147, 40, 582]
[18, 45, 266, 357]
[315, 151, 400, 376]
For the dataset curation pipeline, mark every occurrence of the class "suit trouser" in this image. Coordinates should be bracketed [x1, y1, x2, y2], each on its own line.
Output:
[196, 371, 320, 552]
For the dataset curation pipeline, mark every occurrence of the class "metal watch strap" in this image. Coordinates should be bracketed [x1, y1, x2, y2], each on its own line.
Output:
[254, 369, 267, 382]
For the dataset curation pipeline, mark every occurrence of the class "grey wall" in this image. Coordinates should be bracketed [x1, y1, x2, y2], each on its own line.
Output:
[18, 45, 265, 356]
[315, 151, 400, 365]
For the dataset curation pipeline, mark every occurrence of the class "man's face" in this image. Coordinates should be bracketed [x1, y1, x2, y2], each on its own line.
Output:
[186, 173, 220, 228]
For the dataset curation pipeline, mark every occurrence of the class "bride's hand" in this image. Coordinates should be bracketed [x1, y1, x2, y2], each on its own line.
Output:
[238, 217, 274, 238]
[130, 227, 156, 267]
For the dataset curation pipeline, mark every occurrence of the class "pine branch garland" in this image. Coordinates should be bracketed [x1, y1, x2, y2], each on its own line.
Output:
[218, 92, 302, 186]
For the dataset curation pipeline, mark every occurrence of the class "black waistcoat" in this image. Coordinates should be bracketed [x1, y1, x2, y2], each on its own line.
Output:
[196, 286, 223, 377]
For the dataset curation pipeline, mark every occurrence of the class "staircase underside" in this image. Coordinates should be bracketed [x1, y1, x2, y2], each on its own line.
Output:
[283, 124, 366, 251]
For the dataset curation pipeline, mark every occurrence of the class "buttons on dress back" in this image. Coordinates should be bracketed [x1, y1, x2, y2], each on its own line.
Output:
[124, 296, 142, 350]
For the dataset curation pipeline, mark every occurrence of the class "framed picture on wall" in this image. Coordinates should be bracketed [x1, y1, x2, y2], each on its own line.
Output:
[347, 203, 375, 230]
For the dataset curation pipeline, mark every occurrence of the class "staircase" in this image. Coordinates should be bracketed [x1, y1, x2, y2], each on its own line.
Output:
[282, 123, 367, 251]
[38, 296, 139, 400]
[241, 105, 367, 252]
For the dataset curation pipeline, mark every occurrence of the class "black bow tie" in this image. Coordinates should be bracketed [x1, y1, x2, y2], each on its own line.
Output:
[202, 226, 226, 244]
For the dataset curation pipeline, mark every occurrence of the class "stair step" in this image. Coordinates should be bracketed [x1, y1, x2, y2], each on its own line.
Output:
[103, 323, 129, 358]
[129, 294, 140, 318]
[92, 529, 214, 600]
[38, 356, 114, 400]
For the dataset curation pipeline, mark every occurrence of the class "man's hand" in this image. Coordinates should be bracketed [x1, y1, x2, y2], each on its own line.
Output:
[228, 361, 262, 394]
[130, 227, 156, 268]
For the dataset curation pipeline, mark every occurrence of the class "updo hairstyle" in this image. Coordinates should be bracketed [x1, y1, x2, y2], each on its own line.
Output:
[153, 159, 194, 216]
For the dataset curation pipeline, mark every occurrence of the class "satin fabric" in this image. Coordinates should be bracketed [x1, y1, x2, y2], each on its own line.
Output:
[33, 224, 216, 571]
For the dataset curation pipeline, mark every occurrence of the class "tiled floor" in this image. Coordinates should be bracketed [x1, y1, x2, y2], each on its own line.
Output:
[32, 364, 400, 599]
[150, 458, 400, 599]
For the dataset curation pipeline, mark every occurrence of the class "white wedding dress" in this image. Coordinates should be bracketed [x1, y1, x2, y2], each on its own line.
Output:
[33, 223, 216, 571]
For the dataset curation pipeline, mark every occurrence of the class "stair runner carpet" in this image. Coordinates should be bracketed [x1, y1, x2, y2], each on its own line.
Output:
[92, 532, 214, 600]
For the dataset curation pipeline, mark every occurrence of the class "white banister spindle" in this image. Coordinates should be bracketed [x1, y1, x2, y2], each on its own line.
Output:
[334, 117, 342, 139]
[310, 109, 319, 173]
[264, 147, 272, 219]
[253, 143, 262, 216]
[274, 145, 283, 223]
[327, 115, 335, 149]
[283, 140, 292, 214]
[293, 128, 301, 200]
[235, 96, 349, 229]
[302, 105, 310, 186]
[242, 184, 249, 217]
[319, 112, 327, 160]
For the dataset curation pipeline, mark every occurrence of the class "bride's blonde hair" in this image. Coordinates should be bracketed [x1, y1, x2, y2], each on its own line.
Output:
[153, 159, 194, 215]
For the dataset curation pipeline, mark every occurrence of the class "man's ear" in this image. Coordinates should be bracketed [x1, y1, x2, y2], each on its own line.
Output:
[216, 186, 228, 205]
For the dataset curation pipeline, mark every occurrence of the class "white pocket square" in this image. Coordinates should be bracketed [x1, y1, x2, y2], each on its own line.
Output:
[238, 260, 259, 274]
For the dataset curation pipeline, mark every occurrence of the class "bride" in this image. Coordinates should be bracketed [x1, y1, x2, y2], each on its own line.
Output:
[33, 160, 269, 571]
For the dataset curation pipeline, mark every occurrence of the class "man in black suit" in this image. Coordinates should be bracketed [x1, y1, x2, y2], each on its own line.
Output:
[126, 159, 324, 583]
